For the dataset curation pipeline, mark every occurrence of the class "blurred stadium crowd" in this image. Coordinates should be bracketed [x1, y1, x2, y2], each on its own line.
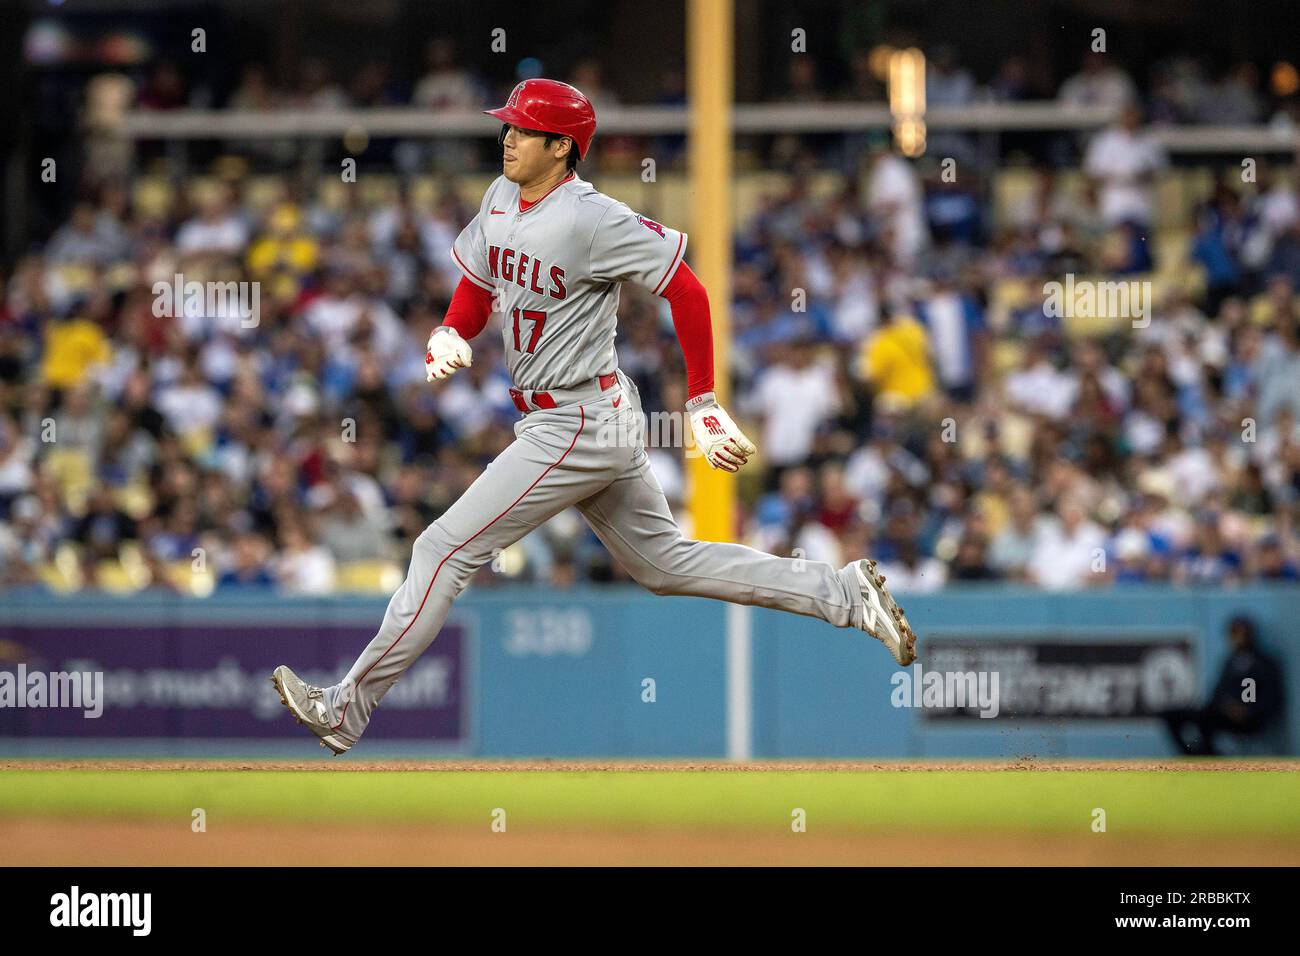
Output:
[117, 42, 1300, 176]
[132, 40, 1300, 128]
[4, 36, 1300, 595]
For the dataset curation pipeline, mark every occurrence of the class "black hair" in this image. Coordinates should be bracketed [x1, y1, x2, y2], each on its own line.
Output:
[544, 133, 580, 170]
[1228, 615, 1256, 644]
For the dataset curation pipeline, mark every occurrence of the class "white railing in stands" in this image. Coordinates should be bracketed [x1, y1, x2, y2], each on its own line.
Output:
[110, 102, 1300, 153]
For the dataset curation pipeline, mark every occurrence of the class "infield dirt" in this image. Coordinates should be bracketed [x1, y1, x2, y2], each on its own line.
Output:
[3, 818, 1297, 866]
[3, 758, 1297, 772]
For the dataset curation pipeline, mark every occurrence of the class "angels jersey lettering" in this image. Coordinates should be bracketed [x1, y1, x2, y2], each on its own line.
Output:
[451, 174, 687, 391]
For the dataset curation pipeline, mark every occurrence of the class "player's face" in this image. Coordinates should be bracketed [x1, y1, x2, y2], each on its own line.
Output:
[500, 124, 569, 184]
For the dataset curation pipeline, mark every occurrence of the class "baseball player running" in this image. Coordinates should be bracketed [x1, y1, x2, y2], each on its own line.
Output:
[273, 79, 917, 753]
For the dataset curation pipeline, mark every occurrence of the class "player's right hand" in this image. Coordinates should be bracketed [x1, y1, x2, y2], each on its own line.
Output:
[687, 392, 757, 473]
[425, 326, 473, 382]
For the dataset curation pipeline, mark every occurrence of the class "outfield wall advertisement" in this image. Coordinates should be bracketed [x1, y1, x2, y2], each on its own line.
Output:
[918, 638, 1199, 720]
[0, 587, 1294, 757]
[0, 623, 469, 748]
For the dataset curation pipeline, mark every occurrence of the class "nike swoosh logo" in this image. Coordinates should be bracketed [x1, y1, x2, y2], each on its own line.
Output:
[612, 396, 622, 407]
[490, 208, 505, 215]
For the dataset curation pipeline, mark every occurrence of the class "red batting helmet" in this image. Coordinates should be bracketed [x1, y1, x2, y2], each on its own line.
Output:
[485, 79, 597, 159]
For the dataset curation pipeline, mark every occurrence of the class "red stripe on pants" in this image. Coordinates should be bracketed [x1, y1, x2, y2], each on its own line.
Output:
[333, 406, 587, 730]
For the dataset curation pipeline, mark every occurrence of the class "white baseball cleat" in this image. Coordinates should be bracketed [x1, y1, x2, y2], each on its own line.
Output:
[851, 558, 917, 665]
[271, 665, 352, 755]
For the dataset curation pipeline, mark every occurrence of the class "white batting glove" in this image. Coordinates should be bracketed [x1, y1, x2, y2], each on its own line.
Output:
[425, 326, 472, 382]
[687, 392, 757, 473]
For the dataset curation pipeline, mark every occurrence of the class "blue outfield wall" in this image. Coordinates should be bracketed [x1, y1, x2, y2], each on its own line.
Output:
[753, 587, 1297, 758]
[0, 586, 1295, 758]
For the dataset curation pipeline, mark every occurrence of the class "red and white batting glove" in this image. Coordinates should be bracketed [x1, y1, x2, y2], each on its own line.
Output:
[687, 392, 757, 473]
[425, 326, 473, 382]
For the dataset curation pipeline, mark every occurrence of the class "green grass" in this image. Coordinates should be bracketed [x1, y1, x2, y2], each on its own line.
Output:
[2, 769, 1298, 836]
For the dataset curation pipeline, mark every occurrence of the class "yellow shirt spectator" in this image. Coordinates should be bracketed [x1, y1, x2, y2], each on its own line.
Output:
[41, 318, 111, 389]
[247, 205, 321, 304]
[859, 312, 935, 406]
[247, 205, 320, 276]
[247, 234, 320, 277]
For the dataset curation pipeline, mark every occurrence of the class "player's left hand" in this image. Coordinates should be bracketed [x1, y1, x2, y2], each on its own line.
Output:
[425, 326, 473, 382]
[687, 393, 757, 473]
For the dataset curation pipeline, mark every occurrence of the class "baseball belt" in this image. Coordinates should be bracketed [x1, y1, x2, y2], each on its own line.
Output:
[509, 370, 619, 414]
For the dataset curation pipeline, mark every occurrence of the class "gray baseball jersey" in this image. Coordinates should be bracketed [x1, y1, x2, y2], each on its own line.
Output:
[451, 173, 687, 390]
[318, 174, 870, 749]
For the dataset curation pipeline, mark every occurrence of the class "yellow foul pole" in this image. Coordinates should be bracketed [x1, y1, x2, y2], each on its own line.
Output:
[687, 0, 735, 542]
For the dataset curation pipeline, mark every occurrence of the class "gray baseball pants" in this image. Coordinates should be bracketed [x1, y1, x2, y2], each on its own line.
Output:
[325, 371, 861, 744]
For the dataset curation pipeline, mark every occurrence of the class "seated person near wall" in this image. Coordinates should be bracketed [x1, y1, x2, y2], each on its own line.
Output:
[1161, 616, 1287, 755]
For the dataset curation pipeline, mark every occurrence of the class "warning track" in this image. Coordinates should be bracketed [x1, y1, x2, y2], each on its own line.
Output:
[1, 758, 1297, 772]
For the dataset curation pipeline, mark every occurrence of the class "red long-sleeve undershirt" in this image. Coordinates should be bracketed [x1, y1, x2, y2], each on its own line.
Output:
[441, 277, 494, 340]
[440, 262, 715, 399]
